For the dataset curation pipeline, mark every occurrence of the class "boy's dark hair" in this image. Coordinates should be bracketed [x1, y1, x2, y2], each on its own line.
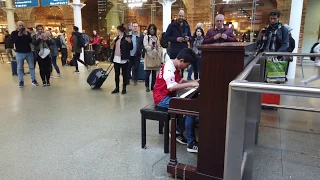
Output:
[268, 9, 281, 17]
[176, 48, 197, 64]
[117, 24, 126, 33]
[73, 26, 79, 32]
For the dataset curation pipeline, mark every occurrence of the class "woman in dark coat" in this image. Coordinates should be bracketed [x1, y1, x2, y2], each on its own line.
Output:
[110, 24, 133, 94]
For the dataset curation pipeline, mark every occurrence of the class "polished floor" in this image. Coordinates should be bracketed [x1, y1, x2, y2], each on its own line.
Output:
[0, 59, 319, 180]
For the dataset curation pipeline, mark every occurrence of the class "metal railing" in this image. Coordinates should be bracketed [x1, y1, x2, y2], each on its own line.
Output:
[223, 52, 320, 180]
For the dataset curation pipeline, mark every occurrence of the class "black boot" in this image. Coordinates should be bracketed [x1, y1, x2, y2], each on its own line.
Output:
[121, 86, 127, 94]
[111, 87, 119, 94]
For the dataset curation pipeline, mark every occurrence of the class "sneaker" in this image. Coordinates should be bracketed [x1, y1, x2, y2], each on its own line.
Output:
[134, 81, 138, 86]
[121, 89, 126, 94]
[176, 134, 187, 145]
[73, 70, 80, 74]
[57, 74, 61, 78]
[32, 80, 39, 86]
[146, 87, 150, 92]
[187, 141, 198, 153]
[47, 83, 51, 86]
[6, 61, 11, 64]
[42, 83, 47, 87]
[19, 81, 24, 88]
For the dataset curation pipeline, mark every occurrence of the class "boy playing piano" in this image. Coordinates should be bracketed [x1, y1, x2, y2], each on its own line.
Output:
[153, 48, 199, 153]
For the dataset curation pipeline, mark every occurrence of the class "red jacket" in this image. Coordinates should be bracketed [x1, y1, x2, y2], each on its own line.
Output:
[203, 27, 237, 44]
[92, 35, 100, 45]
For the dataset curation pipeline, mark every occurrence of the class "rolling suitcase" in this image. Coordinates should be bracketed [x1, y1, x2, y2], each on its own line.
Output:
[84, 44, 95, 65]
[87, 63, 113, 89]
[138, 60, 145, 81]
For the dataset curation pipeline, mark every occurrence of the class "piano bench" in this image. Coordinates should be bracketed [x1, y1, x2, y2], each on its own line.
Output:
[140, 104, 170, 154]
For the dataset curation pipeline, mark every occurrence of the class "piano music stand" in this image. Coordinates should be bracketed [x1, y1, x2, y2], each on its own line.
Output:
[167, 42, 256, 179]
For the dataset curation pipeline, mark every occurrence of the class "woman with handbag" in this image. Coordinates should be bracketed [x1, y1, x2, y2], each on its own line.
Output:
[110, 24, 133, 94]
[32, 25, 53, 87]
[143, 24, 162, 92]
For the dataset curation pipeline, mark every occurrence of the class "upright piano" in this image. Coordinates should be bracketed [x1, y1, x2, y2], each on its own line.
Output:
[167, 42, 256, 180]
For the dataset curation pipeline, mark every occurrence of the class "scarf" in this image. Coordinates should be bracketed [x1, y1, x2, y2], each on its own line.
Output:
[258, 22, 283, 53]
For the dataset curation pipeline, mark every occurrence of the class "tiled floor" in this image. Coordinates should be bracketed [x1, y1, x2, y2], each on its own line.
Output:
[0, 60, 319, 179]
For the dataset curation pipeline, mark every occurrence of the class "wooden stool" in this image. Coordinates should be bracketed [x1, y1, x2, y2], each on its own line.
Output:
[140, 104, 170, 153]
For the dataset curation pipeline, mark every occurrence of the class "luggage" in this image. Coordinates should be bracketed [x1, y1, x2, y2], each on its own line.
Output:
[87, 63, 113, 89]
[11, 60, 24, 76]
[138, 60, 145, 81]
[84, 44, 95, 65]
[265, 57, 288, 83]
[262, 94, 280, 105]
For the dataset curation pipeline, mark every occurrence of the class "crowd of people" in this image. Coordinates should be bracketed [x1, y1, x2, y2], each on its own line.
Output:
[5, 9, 320, 153]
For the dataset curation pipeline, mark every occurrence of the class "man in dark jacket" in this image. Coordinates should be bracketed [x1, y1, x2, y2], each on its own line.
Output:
[165, 10, 192, 59]
[203, 14, 237, 44]
[127, 22, 144, 86]
[11, 21, 39, 88]
[72, 26, 89, 74]
[4, 30, 14, 63]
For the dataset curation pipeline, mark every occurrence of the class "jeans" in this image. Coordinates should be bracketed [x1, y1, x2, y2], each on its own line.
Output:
[60, 48, 68, 66]
[6, 48, 13, 61]
[92, 44, 100, 61]
[187, 57, 201, 80]
[145, 70, 157, 88]
[37, 54, 51, 83]
[128, 56, 140, 82]
[16, 52, 36, 82]
[114, 62, 128, 88]
[185, 116, 198, 144]
[73, 53, 88, 71]
[51, 56, 60, 74]
[157, 96, 190, 136]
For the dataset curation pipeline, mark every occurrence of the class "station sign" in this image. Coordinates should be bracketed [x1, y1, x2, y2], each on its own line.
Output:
[14, 0, 39, 8]
[41, 0, 68, 6]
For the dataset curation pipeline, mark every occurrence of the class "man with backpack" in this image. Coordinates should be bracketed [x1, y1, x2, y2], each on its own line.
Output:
[57, 30, 68, 66]
[165, 10, 192, 59]
[71, 26, 89, 74]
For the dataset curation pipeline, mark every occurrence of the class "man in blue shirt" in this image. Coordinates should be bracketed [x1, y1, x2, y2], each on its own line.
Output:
[127, 22, 144, 86]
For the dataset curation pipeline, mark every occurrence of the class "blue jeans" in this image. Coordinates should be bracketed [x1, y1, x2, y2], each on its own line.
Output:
[157, 96, 195, 143]
[51, 56, 60, 74]
[187, 57, 201, 80]
[128, 56, 140, 82]
[16, 52, 36, 82]
[145, 70, 156, 88]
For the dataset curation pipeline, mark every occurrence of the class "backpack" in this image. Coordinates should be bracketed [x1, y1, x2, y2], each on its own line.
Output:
[160, 32, 168, 48]
[55, 35, 62, 49]
[76, 33, 85, 48]
[310, 42, 319, 61]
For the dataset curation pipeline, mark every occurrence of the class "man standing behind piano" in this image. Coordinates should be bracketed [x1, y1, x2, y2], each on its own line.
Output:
[153, 48, 200, 153]
[203, 14, 237, 44]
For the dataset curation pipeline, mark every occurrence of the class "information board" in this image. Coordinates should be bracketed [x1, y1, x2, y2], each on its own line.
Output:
[14, 0, 39, 8]
[41, 0, 68, 6]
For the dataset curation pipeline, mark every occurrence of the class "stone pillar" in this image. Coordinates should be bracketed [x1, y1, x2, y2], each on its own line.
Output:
[70, 0, 86, 63]
[159, 0, 176, 33]
[287, 0, 303, 79]
[4, 0, 16, 33]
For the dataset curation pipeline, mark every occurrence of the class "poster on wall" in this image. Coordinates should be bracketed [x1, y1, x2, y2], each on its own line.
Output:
[14, 0, 39, 8]
[41, 0, 68, 6]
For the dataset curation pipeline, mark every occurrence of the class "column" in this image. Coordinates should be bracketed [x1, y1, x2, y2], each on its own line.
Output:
[159, 0, 176, 62]
[287, 0, 303, 79]
[4, 0, 16, 33]
[159, 0, 175, 33]
[70, 0, 86, 63]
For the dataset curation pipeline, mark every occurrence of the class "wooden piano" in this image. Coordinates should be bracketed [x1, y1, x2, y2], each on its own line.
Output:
[167, 42, 256, 180]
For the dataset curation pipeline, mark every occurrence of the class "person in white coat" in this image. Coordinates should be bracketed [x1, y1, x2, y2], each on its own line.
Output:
[143, 24, 162, 92]
[302, 39, 320, 84]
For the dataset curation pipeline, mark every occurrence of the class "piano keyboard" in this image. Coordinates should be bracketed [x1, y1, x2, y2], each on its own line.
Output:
[180, 87, 198, 98]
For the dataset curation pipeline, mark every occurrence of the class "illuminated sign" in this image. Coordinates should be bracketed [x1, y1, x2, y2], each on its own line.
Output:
[14, 0, 39, 8]
[41, 0, 68, 6]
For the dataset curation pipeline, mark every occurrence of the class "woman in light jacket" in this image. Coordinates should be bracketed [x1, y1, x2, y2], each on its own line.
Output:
[143, 24, 162, 92]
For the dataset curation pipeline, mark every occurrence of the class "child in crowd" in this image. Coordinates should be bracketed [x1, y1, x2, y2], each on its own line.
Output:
[153, 48, 199, 153]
